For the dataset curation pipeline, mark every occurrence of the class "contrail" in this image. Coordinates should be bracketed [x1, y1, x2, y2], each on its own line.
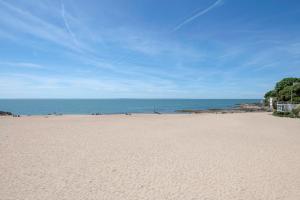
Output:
[61, 1, 79, 47]
[173, 0, 223, 31]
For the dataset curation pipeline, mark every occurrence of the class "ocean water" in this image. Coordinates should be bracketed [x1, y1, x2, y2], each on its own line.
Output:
[0, 99, 261, 115]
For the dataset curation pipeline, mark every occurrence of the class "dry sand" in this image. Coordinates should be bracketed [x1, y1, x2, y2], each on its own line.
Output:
[0, 112, 299, 200]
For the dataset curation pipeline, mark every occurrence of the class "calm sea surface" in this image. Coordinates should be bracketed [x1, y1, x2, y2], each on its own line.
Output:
[0, 99, 261, 115]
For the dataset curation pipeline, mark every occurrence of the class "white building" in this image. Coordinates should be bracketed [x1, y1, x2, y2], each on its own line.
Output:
[277, 103, 299, 112]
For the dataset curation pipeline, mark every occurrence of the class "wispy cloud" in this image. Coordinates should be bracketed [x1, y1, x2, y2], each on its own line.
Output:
[0, 72, 185, 98]
[0, 0, 206, 77]
[61, 1, 80, 50]
[0, 62, 43, 69]
[0, 0, 77, 51]
[0, 0, 97, 55]
[173, 0, 224, 31]
[1, 0, 298, 98]
[0, 1, 166, 75]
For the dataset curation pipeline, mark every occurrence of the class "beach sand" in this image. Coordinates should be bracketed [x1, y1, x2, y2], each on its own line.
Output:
[0, 112, 299, 200]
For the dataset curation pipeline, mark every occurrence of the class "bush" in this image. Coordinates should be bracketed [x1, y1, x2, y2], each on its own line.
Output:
[292, 96, 300, 103]
[292, 105, 300, 117]
[273, 109, 300, 118]
[272, 99, 277, 109]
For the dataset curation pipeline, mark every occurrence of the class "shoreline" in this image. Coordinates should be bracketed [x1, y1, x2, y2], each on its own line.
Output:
[0, 112, 270, 118]
[0, 111, 268, 118]
[0, 103, 266, 117]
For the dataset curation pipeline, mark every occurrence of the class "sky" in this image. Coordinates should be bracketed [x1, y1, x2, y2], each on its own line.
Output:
[0, 0, 300, 98]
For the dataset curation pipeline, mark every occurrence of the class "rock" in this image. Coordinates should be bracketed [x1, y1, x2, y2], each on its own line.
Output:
[176, 103, 266, 114]
[0, 111, 13, 116]
[238, 103, 265, 112]
[92, 113, 102, 115]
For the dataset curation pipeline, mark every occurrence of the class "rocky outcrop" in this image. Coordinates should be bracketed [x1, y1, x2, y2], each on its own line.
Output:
[176, 103, 266, 114]
[0, 111, 13, 116]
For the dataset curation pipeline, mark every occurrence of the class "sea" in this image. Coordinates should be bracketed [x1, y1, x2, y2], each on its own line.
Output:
[0, 99, 261, 115]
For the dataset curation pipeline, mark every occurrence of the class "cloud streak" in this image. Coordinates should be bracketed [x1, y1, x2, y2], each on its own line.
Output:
[0, 0, 78, 51]
[0, 62, 43, 69]
[1, 0, 299, 98]
[61, 1, 80, 50]
[173, 0, 223, 31]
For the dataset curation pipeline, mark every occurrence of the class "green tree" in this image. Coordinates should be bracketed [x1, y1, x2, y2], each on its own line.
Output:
[294, 83, 300, 96]
[292, 83, 300, 103]
[264, 90, 276, 99]
[264, 77, 300, 103]
[275, 77, 300, 93]
[278, 86, 292, 101]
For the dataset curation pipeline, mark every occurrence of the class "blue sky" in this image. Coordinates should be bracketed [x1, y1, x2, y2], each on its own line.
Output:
[0, 0, 300, 98]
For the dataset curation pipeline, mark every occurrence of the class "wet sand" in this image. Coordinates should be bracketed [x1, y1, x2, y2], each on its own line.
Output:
[0, 113, 299, 199]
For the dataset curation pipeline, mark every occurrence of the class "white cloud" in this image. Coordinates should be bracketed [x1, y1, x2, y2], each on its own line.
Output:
[173, 0, 224, 31]
[0, 62, 43, 69]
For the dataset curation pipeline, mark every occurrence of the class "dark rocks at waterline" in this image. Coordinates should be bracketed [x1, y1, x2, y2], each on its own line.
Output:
[92, 113, 102, 115]
[176, 109, 237, 114]
[0, 111, 20, 117]
[0, 111, 13, 116]
[176, 103, 267, 114]
[47, 112, 63, 116]
[237, 103, 265, 111]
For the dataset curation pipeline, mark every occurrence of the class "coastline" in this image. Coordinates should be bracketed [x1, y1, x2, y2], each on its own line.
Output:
[0, 99, 261, 116]
[0, 103, 265, 117]
[176, 103, 266, 114]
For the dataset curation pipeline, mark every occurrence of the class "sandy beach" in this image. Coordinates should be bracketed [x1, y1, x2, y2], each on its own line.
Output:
[0, 112, 299, 200]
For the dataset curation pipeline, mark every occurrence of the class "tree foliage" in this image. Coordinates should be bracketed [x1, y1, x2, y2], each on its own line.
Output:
[275, 78, 300, 93]
[265, 77, 300, 103]
[264, 90, 276, 99]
